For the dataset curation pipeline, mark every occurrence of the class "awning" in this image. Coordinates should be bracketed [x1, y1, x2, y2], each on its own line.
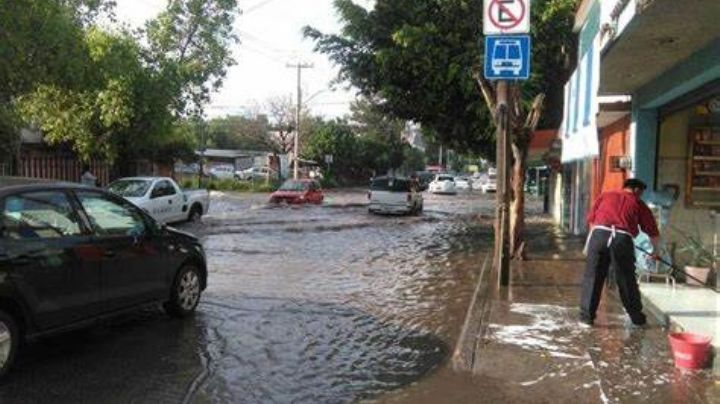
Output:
[600, 0, 720, 95]
[528, 130, 558, 165]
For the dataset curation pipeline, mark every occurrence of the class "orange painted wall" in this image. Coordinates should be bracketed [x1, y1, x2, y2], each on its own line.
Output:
[592, 116, 630, 202]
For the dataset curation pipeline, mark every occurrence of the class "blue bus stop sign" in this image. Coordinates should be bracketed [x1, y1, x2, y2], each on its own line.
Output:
[484, 35, 531, 80]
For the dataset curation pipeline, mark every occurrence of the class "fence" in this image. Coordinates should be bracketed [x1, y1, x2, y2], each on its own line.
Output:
[5, 152, 110, 186]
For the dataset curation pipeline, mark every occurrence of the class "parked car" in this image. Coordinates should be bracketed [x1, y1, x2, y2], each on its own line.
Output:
[237, 166, 274, 181]
[269, 179, 324, 204]
[0, 177, 208, 377]
[455, 176, 472, 191]
[208, 165, 236, 180]
[175, 163, 200, 174]
[480, 172, 497, 193]
[108, 177, 209, 224]
[428, 175, 457, 195]
[368, 176, 423, 215]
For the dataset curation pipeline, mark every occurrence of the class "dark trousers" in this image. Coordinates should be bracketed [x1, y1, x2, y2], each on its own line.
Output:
[580, 229, 645, 323]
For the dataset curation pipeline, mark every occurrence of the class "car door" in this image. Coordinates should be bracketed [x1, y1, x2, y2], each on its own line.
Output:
[160, 181, 185, 223]
[74, 190, 169, 312]
[149, 180, 178, 223]
[308, 181, 321, 203]
[0, 189, 103, 329]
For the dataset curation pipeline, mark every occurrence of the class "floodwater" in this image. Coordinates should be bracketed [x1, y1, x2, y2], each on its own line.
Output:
[0, 189, 499, 403]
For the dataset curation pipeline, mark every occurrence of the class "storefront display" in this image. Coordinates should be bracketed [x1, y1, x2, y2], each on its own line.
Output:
[686, 124, 720, 207]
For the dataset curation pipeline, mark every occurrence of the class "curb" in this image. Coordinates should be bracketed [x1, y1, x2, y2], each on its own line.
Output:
[451, 253, 492, 372]
[640, 290, 719, 374]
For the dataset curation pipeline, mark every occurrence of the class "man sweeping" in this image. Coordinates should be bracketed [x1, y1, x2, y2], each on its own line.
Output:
[580, 178, 660, 327]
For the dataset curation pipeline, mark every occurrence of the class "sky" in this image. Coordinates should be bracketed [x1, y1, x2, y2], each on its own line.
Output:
[114, 0, 369, 119]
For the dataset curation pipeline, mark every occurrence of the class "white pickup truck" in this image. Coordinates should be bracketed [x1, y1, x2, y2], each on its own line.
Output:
[107, 177, 210, 224]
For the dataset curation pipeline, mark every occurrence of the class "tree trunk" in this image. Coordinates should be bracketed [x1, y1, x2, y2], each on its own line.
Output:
[476, 74, 544, 261]
[510, 139, 528, 259]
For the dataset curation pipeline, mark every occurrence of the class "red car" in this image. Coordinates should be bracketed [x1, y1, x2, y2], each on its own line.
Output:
[269, 179, 324, 204]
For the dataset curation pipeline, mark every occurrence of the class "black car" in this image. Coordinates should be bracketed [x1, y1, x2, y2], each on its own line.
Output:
[0, 177, 207, 376]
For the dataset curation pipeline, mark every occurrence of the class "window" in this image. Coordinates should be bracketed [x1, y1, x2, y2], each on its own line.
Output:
[1, 191, 83, 239]
[76, 192, 146, 237]
[370, 178, 410, 192]
[151, 180, 176, 198]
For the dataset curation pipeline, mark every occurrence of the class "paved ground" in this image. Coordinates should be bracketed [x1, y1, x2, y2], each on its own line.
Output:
[0, 189, 497, 403]
[1, 189, 717, 403]
[379, 221, 720, 403]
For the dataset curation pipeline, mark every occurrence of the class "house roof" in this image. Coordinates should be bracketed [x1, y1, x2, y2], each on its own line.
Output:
[196, 149, 268, 158]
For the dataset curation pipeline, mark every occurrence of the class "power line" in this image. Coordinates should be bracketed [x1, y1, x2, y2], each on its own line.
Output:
[243, 0, 284, 15]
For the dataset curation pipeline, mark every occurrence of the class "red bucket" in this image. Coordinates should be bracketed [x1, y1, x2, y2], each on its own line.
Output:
[668, 332, 712, 369]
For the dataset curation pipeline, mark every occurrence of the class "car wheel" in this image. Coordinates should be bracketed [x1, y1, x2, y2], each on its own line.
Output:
[0, 310, 20, 378]
[165, 265, 203, 318]
[187, 205, 203, 223]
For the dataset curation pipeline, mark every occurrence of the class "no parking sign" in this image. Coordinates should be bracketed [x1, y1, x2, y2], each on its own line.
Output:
[483, 0, 530, 35]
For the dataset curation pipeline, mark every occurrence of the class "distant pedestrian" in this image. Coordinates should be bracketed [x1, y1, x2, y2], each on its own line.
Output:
[580, 178, 660, 327]
[80, 164, 98, 187]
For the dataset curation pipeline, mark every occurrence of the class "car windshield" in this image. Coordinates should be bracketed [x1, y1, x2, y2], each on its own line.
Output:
[279, 180, 308, 191]
[370, 178, 410, 192]
[108, 180, 152, 197]
[437, 176, 454, 182]
[488, 174, 497, 181]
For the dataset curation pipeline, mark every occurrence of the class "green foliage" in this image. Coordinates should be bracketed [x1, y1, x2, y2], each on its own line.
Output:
[205, 114, 277, 151]
[305, 0, 577, 159]
[674, 227, 717, 268]
[1, 0, 238, 166]
[402, 146, 426, 173]
[145, 0, 239, 116]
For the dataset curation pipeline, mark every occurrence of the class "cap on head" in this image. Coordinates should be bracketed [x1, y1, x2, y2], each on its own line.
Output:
[623, 178, 647, 191]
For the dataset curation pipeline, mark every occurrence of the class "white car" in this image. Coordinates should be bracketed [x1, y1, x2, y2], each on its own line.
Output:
[238, 166, 274, 181]
[455, 177, 472, 191]
[209, 165, 236, 180]
[108, 177, 210, 223]
[368, 176, 423, 215]
[428, 175, 457, 195]
[480, 173, 497, 193]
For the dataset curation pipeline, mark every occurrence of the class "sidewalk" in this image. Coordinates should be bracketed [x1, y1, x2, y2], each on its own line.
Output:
[640, 281, 720, 372]
[449, 220, 720, 403]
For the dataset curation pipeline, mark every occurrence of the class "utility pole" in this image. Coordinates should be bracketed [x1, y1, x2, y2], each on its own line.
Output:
[438, 145, 443, 171]
[286, 61, 314, 180]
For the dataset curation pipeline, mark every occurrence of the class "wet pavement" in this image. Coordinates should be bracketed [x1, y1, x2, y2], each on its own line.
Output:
[380, 222, 720, 404]
[2, 189, 717, 403]
[0, 189, 499, 403]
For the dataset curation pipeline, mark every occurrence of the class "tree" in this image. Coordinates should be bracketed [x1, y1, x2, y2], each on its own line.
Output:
[349, 98, 406, 173]
[5, 0, 239, 170]
[266, 95, 296, 153]
[205, 114, 277, 151]
[306, 0, 576, 258]
[476, 0, 576, 258]
[304, 0, 495, 158]
[144, 0, 239, 117]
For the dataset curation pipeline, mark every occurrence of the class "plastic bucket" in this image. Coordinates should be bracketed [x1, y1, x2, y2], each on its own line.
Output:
[668, 332, 712, 369]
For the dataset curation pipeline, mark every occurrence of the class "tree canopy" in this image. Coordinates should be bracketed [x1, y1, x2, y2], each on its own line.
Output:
[0, 0, 239, 167]
[304, 0, 576, 160]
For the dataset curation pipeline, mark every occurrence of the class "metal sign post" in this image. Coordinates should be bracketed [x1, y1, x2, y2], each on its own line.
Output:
[483, 0, 530, 287]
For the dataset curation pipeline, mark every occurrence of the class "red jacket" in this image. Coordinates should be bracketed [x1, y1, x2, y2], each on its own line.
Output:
[587, 190, 659, 238]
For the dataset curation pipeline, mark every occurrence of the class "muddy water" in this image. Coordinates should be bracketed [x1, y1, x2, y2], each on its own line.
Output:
[0, 190, 498, 403]
[191, 191, 495, 403]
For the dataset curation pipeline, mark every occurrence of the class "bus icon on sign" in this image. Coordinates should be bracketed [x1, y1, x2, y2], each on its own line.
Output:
[484, 35, 530, 80]
[492, 39, 523, 75]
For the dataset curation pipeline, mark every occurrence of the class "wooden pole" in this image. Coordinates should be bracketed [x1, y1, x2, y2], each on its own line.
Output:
[495, 80, 511, 287]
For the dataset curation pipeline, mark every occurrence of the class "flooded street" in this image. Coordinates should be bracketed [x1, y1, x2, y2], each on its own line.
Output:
[0, 189, 501, 403]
